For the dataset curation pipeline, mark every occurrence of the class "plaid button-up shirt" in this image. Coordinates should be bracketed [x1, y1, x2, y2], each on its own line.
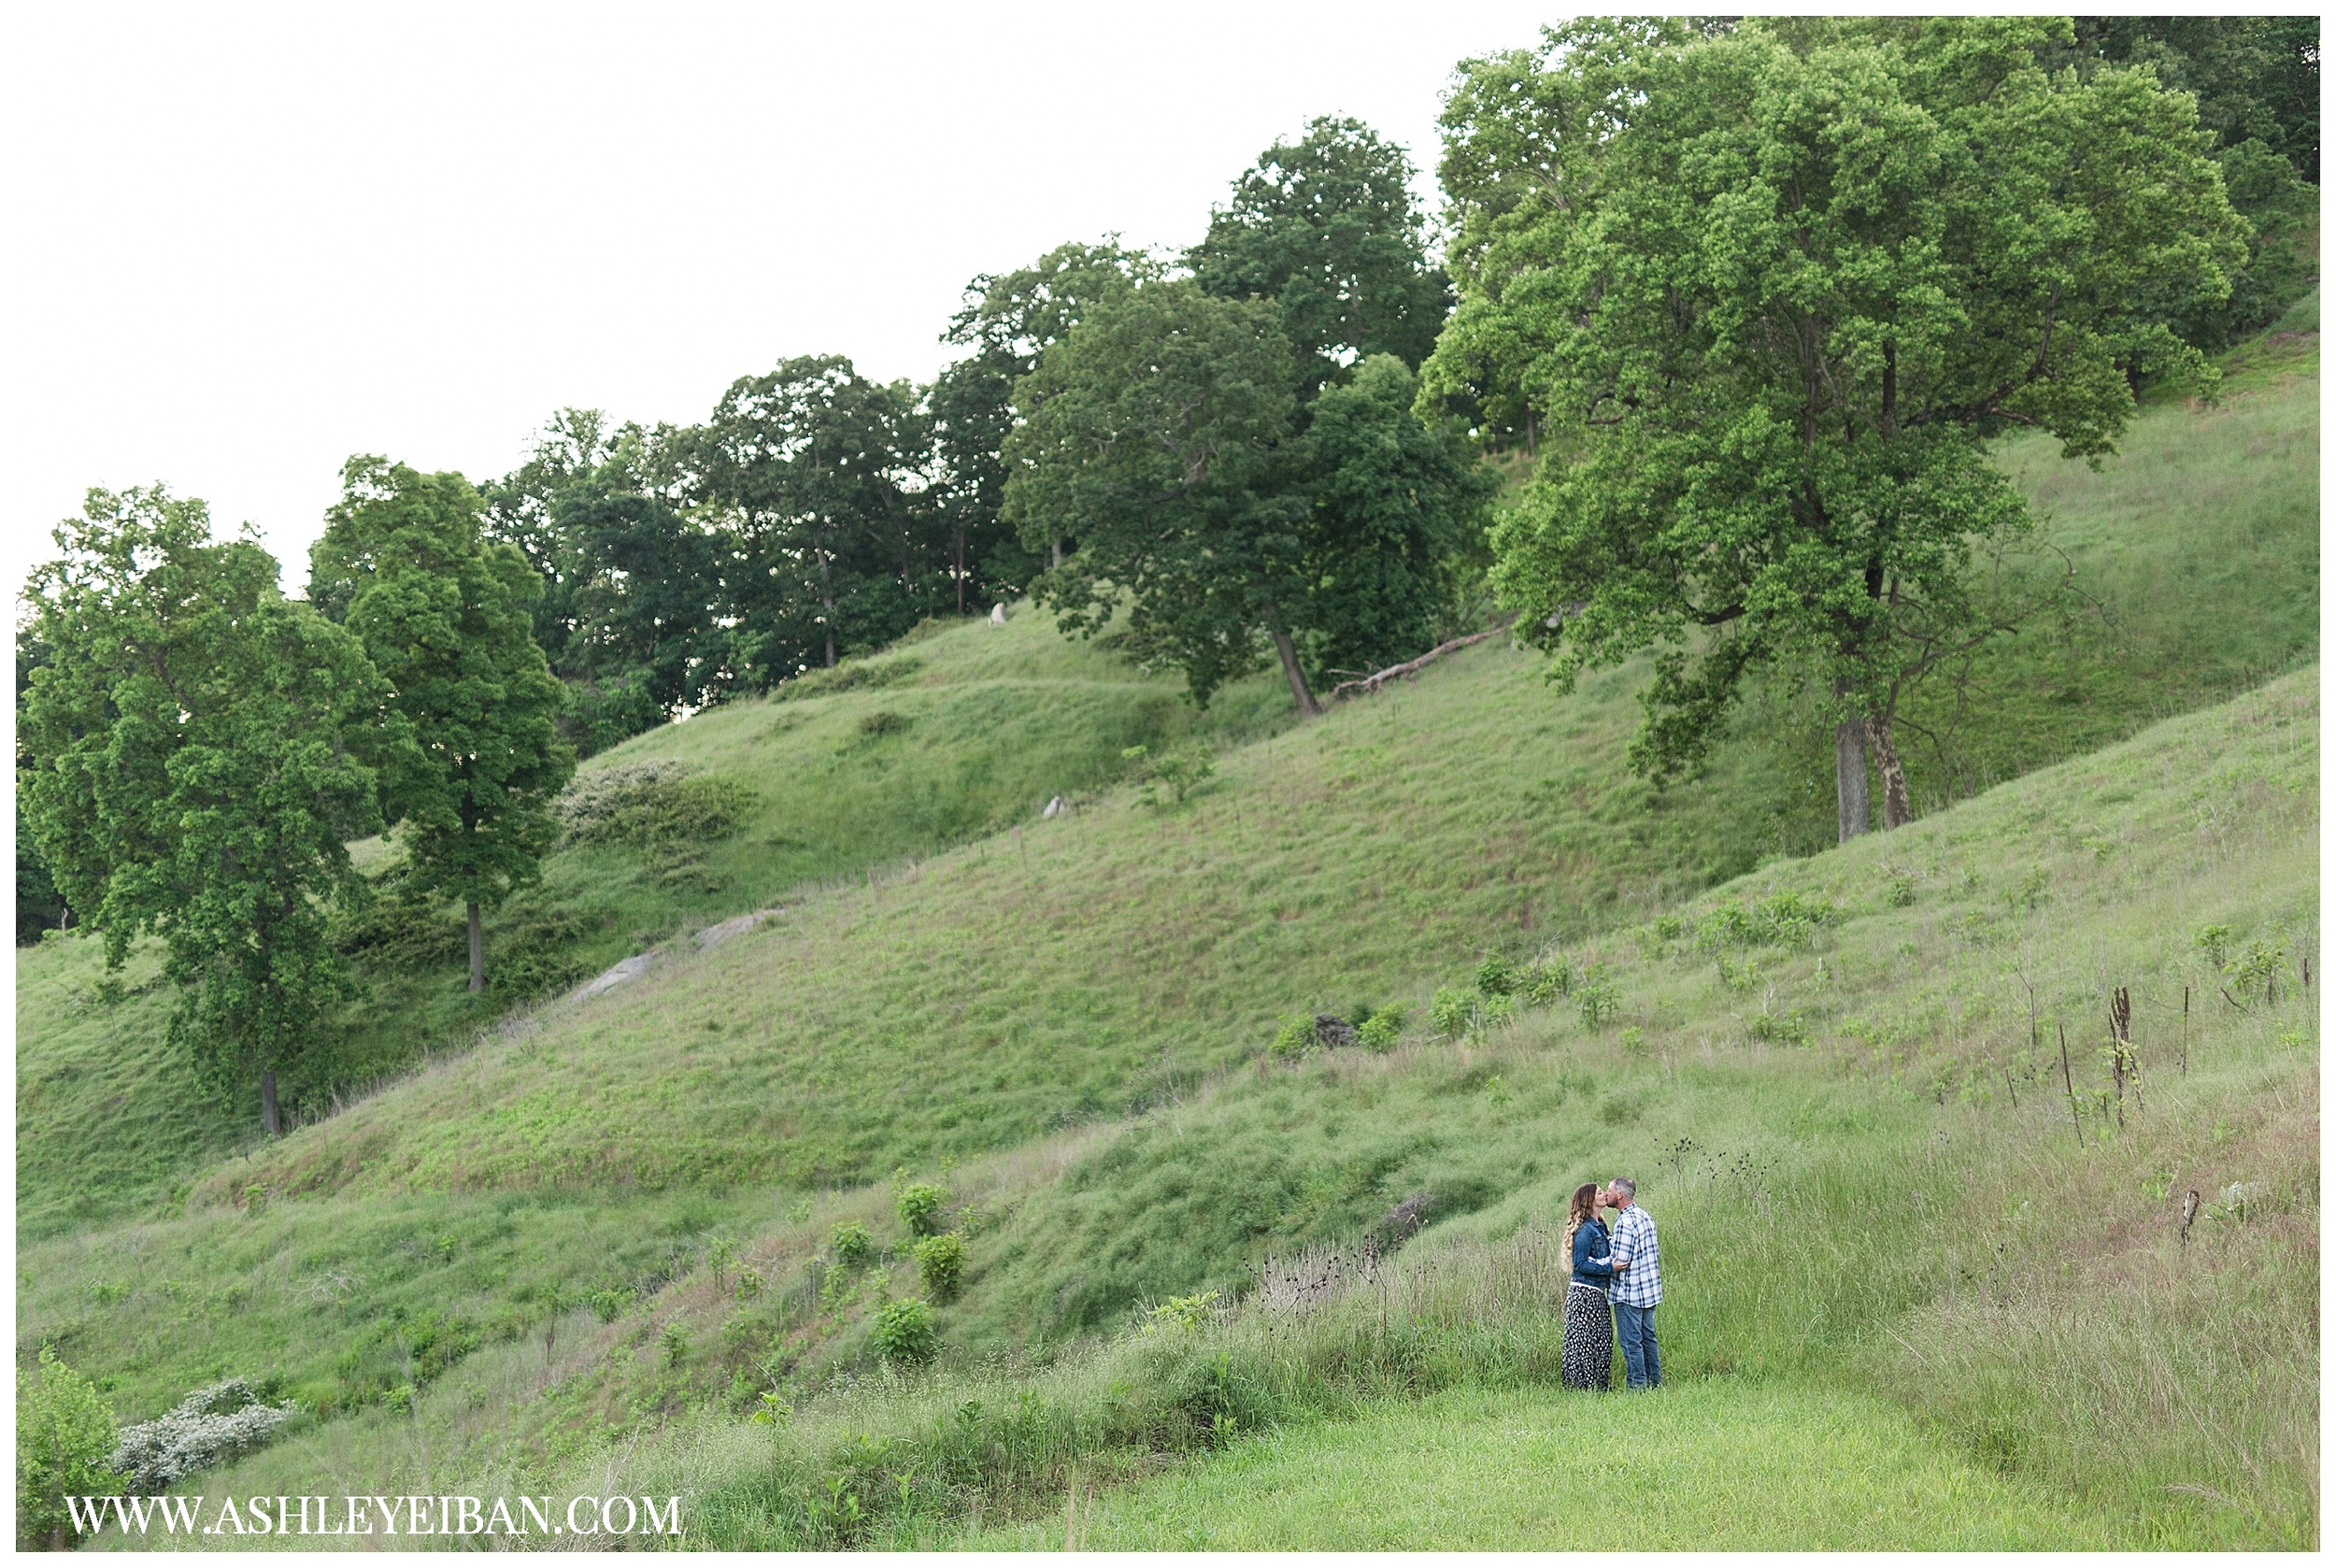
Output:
[1608, 1203, 1662, 1307]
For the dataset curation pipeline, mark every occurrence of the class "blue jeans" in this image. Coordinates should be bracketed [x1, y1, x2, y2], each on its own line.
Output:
[1615, 1302, 1660, 1388]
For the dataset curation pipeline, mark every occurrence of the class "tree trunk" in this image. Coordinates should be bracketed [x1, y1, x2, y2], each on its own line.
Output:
[1270, 625, 1324, 718]
[1050, 536, 1062, 571]
[1834, 717, 1871, 843]
[467, 901, 485, 993]
[261, 1067, 280, 1137]
[1868, 711, 1912, 829]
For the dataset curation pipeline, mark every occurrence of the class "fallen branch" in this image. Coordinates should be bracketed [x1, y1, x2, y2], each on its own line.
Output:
[1331, 617, 1516, 701]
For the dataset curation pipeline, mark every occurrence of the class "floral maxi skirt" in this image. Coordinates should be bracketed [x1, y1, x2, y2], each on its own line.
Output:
[1562, 1283, 1614, 1390]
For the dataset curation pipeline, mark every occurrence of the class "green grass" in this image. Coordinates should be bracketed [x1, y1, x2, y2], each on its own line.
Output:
[55, 666, 2314, 1549]
[962, 1384, 2137, 1549]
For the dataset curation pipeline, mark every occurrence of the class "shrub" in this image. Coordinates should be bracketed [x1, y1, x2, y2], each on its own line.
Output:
[1121, 745, 1215, 805]
[1430, 986, 1476, 1039]
[736, 1267, 765, 1302]
[873, 1299, 938, 1366]
[662, 1323, 690, 1369]
[1886, 874, 1917, 907]
[1520, 958, 1571, 1005]
[1748, 1009, 1808, 1044]
[556, 761, 753, 848]
[857, 709, 912, 740]
[1476, 992, 1517, 1030]
[1143, 1290, 1221, 1333]
[18, 1347, 121, 1548]
[896, 1183, 949, 1238]
[1356, 1012, 1403, 1051]
[1269, 1018, 1316, 1060]
[2229, 937, 2286, 1002]
[1474, 954, 1517, 997]
[2194, 923, 2232, 970]
[1574, 968, 1620, 1030]
[913, 1233, 967, 1304]
[831, 1222, 875, 1268]
[107, 1378, 292, 1497]
[589, 1288, 630, 1323]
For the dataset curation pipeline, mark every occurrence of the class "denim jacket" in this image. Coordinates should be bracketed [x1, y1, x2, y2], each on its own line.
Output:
[1570, 1216, 1615, 1290]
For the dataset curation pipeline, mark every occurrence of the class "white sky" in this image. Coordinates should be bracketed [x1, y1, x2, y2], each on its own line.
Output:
[4, 2, 1567, 593]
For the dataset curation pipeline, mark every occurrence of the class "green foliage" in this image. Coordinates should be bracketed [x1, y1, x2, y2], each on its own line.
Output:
[20, 487, 395, 1130]
[1355, 1012, 1403, 1052]
[1121, 744, 1217, 806]
[1269, 1018, 1317, 1061]
[1473, 954, 1517, 997]
[557, 761, 753, 848]
[691, 357, 936, 680]
[16, 1346, 121, 1550]
[1573, 968, 1620, 1031]
[1429, 986, 1476, 1040]
[872, 1299, 938, 1366]
[2228, 937, 2286, 1002]
[1189, 116, 1450, 383]
[1439, 19, 2250, 830]
[1144, 1290, 1222, 1333]
[1518, 959, 1571, 1006]
[311, 457, 573, 995]
[831, 1222, 876, 1268]
[895, 1184, 949, 1239]
[1007, 279, 1313, 709]
[662, 1322, 690, 1369]
[914, 1233, 968, 1304]
[2194, 923, 2233, 970]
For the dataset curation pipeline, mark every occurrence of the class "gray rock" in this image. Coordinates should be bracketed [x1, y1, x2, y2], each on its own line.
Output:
[1314, 1014, 1358, 1050]
[573, 952, 657, 1000]
[695, 907, 787, 951]
[990, 603, 1007, 625]
[1042, 795, 1064, 819]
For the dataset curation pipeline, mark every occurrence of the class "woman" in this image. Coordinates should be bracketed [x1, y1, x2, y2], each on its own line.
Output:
[1562, 1182, 1617, 1391]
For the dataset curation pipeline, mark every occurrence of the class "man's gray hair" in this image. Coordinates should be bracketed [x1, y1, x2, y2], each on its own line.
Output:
[1610, 1176, 1637, 1198]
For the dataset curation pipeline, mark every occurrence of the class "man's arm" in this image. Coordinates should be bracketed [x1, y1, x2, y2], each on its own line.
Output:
[1610, 1213, 1638, 1272]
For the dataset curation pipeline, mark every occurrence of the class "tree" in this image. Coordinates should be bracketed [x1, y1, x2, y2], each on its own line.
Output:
[310, 458, 575, 992]
[690, 356, 935, 681]
[2058, 19, 2320, 351]
[486, 414, 733, 756]
[15, 620, 67, 943]
[21, 489, 394, 1132]
[1191, 116, 1452, 385]
[1300, 355, 1500, 684]
[17, 1346, 121, 1550]
[937, 241, 1155, 580]
[1004, 280, 1318, 711]
[1431, 19, 2249, 840]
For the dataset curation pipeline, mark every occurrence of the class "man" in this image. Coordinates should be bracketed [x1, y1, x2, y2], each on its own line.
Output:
[1605, 1176, 1661, 1389]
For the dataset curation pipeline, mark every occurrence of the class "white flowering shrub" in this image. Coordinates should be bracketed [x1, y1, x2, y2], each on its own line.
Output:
[108, 1379, 295, 1494]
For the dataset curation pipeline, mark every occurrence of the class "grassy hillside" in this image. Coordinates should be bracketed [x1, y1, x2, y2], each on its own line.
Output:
[79, 664, 2312, 1549]
[14, 610, 1296, 1237]
[18, 331, 2317, 1551]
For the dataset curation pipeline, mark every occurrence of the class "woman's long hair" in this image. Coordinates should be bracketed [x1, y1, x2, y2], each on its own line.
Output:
[1563, 1182, 1599, 1258]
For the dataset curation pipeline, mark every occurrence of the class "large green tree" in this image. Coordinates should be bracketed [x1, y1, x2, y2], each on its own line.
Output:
[1190, 117, 1452, 386]
[1430, 18, 2249, 840]
[689, 356, 935, 680]
[310, 458, 574, 992]
[486, 412, 733, 755]
[1300, 354, 1499, 683]
[1004, 280, 1318, 710]
[21, 489, 395, 1133]
[936, 241, 1155, 581]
